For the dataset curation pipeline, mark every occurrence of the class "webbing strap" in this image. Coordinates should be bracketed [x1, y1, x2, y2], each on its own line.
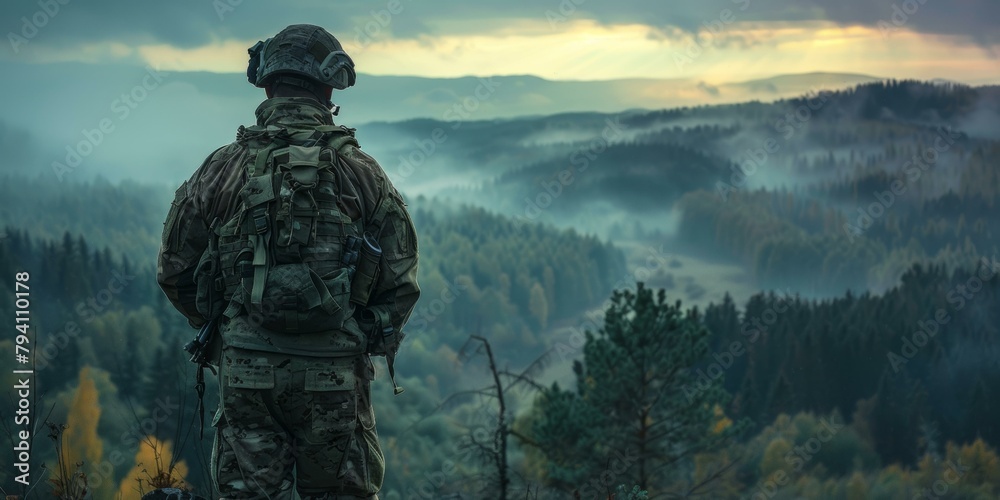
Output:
[223, 298, 242, 319]
[250, 233, 269, 307]
[195, 365, 206, 440]
[365, 305, 403, 395]
[364, 193, 393, 243]
[252, 145, 274, 177]
[244, 140, 281, 308]
[315, 124, 359, 153]
[370, 307, 391, 332]
[194, 361, 216, 441]
[246, 128, 286, 176]
[387, 352, 403, 396]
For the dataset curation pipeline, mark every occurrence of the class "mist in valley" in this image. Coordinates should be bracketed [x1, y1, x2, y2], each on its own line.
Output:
[4, 79, 1000, 498]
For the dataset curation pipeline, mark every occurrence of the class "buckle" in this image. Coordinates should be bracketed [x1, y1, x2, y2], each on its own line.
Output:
[252, 210, 268, 234]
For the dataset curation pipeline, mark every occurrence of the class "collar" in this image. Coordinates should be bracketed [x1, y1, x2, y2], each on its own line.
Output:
[254, 97, 335, 130]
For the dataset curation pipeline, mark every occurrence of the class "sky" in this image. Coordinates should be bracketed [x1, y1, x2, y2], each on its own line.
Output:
[2, 0, 999, 84]
[0, 0, 998, 185]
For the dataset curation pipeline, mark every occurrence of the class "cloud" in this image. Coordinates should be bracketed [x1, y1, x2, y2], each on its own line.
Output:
[814, 0, 999, 45]
[2, 0, 996, 62]
[697, 81, 722, 96]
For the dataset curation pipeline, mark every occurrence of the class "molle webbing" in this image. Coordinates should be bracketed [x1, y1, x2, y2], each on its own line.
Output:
[209, 124, 374, 336]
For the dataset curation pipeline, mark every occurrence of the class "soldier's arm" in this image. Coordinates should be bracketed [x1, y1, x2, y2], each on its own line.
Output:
[370, 184, 420, 337]
[339, 145, 421, 343]
[157, 147, 228, 328]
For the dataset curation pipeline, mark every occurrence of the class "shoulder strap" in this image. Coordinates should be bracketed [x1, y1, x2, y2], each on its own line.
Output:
[316, 124, 360, 153]
[240, 132, 288, 309]
[320, 127, 396, 239]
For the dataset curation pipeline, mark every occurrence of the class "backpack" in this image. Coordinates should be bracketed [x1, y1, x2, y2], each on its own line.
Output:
[194, 123, 382, 334]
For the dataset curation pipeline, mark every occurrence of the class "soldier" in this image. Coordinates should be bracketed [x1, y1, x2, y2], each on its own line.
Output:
[157, 24, 420, 500]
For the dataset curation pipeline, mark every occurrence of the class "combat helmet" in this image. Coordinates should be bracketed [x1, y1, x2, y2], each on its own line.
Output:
[246, 24, 356, 108]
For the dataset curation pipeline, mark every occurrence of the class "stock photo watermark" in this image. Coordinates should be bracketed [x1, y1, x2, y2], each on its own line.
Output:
[887, 254, 1000, 372]
[682, 288, 796, 401]
[352, 0, 415, 49]
[913, 459, 969, 499]
[51, 66, 167, 181]
[672, 0, 751, 71]
[35, 269, 136, 372]
[751, 416, 844, 500]
[545, 0, 587, 28]
[715, 89, 830, 201]
[546, 244, 673, 365]
[391, 77, 501, 182]
[877, 0, 929, 39]
[512, 116, 626, 230]
[6, 0, 71, 53]
[843, 126, 961, 242]
[405, 277, 471, 335]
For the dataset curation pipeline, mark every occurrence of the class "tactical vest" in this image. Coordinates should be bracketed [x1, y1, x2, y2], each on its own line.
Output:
[194, 124, 382, 335]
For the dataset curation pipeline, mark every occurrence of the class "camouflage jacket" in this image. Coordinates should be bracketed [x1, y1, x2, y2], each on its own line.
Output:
[157, 97, 420, 356]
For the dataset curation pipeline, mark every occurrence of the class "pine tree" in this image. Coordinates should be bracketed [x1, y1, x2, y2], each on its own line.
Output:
[526, 283, 746, 495]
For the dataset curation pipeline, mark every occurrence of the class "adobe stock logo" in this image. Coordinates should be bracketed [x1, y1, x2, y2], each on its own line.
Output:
[514, 117, 625, 229]
[51, 66, 167, 181]
[843, 126, 961, 241]
[7, 0, 72, 53]
[877, 0, 928, 39]
[887, 255, 1000, 372]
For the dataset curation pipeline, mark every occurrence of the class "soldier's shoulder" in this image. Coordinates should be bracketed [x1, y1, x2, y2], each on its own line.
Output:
[182, 142, 246, 202]
[193, 142, 244, 176]
[209, 141, 245, 163]
[341, 143, 379, 168]
[337, 142, 409, 213]
[337, 141, 393, 186]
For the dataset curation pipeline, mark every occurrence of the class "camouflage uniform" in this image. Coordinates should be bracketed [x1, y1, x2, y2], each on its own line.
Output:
[157, 97, 420, 499]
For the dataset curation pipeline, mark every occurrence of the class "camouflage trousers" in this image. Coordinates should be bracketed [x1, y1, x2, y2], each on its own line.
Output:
[211, 345, 384, 499]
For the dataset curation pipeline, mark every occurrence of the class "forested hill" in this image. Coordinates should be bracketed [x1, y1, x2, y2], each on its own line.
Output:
[0, 175, 171, 263]
[0, 175, 628, 495]
[342, 81, 999, 249]
[781, 79, 992, 124]
[2, 80, 1000, 498]
[0, 175, 626, 355]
